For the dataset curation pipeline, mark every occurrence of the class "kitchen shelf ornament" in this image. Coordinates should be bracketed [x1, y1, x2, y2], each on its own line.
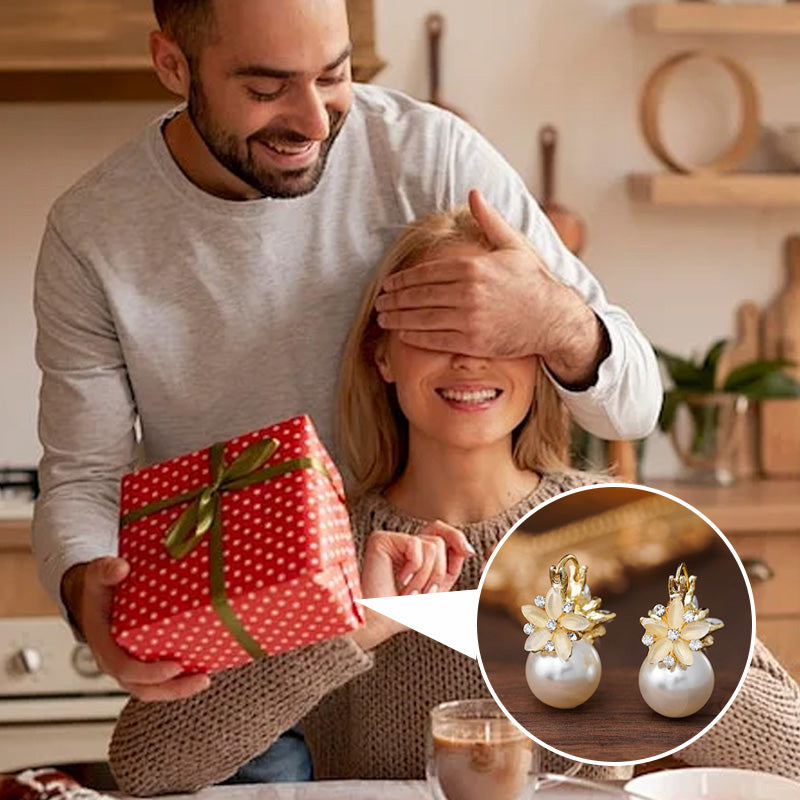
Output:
[640, 50, 760, 174]
[521, 554, 615, 709]
[638, 563, 725, 718]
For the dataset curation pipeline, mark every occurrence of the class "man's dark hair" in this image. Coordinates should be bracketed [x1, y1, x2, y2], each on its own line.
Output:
[152, 0, 218, 60]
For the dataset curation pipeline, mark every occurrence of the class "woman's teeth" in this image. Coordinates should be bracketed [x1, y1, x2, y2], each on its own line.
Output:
[438, 388, 500, 403]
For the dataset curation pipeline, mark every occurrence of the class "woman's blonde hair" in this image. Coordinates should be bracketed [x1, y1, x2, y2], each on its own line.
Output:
[336, 206, 569, 498]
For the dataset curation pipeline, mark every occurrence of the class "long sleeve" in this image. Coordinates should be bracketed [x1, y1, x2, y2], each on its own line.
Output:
[108, 636, 374, 795]
[678, 639, 800, 780]
[444, 114, 662, 440]
[31, 217, 138, 615]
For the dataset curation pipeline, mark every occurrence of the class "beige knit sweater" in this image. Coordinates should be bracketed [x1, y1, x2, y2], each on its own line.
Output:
[109, 472, 800, 795]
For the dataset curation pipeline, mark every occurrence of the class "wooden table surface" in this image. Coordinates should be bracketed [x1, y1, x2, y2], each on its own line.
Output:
[480, 654, 738, 762]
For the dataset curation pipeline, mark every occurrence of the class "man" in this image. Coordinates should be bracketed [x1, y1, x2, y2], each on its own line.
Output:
[32, 0, 660, 783]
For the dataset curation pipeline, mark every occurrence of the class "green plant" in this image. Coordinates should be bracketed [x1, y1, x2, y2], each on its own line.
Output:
[655, 340, 800, 460]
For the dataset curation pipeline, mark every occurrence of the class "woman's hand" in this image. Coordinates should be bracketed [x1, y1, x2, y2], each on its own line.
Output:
[352, 522, 476, 651]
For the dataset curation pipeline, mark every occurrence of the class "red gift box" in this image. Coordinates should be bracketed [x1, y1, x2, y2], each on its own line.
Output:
[111, 415, 364, 673]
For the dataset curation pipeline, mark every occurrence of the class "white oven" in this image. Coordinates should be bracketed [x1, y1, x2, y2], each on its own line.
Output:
[0, 475, 127, 772]
[0, 616, 127, 771]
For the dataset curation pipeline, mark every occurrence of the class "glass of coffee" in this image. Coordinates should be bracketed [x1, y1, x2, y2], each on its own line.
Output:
[426, 699, 537, 800]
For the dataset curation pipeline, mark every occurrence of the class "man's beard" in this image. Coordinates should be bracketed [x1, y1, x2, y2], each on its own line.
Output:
[188, 78, 347, 199]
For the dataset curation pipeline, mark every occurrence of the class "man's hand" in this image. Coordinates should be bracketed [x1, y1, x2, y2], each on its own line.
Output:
[351, 521, 476, 651]
[61, 557, 211, 702]
[375, 188, 608, 389]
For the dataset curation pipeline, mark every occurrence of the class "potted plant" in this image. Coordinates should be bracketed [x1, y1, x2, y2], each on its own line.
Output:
[655, 340, 800, 485]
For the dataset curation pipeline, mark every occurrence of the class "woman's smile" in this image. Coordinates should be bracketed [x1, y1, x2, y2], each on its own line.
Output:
[435, 384, 504, 411]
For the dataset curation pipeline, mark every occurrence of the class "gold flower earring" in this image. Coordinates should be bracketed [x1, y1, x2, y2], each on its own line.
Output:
[639, 562, 725, 718]
[521, 554, 616, 709]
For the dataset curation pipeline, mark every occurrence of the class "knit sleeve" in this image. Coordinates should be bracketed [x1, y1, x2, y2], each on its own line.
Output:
[108, 636, 374, 796]
[677, 639, 800, 780]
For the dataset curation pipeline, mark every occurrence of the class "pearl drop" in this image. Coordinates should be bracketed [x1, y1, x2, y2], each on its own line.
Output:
[525, 639, 601, 709]
[638, 652, 714, 718]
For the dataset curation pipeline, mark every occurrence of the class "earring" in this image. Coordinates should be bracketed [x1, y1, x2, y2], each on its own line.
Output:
[638, 562, 725, 718]
[521, 553, 616, 709]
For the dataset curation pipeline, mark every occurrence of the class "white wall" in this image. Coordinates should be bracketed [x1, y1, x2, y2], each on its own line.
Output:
[1, 0, 798, 478]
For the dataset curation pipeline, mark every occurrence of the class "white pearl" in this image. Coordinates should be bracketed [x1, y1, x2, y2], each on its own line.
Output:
[638, 652, 714, 718]
[525, 639, 601, 709]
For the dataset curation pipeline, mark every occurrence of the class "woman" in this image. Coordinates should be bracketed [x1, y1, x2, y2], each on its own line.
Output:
[109, 200, 800, 794]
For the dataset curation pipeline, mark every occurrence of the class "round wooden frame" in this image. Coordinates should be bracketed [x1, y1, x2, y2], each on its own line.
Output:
[640, 50, 761, 175]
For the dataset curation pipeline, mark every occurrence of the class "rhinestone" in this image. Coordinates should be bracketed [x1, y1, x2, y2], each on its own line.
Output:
[683, 610, 695, 623]
[568, 632, 579, 642]
[546, 619, 558, 632]
[653, 604, 666, 617]
[523, 623, 534, 635]
[544, 640, 555, 653]
[642, 633, 654, 646]
[667, 628, 680, 641]
[563, 601, 574, 613]
[534, 595, 546, 608]
[689, 639, 702, 651]
[662, 655, 675, 668]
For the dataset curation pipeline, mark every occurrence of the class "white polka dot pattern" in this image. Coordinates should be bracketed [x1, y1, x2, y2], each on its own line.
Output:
[110, 415, 364, 674]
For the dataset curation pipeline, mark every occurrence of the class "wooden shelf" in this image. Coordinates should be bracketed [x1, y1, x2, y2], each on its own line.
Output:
[630, 3, 800, 36]
[629, 172, 800, 207]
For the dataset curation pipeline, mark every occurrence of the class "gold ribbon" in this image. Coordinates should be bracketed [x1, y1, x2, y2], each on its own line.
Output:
[120, 437, 330, 660]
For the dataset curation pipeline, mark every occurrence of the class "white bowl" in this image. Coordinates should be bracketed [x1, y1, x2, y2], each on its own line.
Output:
[625, 768, 800, 800]
[773, 126, 800, 170]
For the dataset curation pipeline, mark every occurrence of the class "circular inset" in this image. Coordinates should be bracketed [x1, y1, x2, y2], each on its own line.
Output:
[477, 484, 755, 765]
[640, 50, 760, 174]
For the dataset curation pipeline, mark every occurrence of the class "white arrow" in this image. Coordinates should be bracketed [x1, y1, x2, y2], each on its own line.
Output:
[358, 590, 479, 659]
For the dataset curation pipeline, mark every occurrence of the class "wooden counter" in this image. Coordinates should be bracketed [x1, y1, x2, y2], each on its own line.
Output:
[650, 479, 800, 677]
[649, 479, 800, 534]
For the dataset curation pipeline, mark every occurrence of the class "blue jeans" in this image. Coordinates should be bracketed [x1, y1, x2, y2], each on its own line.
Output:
[220, 727, 313, 784]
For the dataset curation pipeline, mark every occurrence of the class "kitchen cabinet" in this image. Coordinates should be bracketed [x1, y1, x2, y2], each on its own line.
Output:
[0, 0, 385, 102]
[0, 520, 58, 617]
[651, 479, 800, 678]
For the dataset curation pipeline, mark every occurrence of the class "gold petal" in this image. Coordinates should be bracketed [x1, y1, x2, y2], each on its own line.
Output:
[680, 621, 711, 641]
[554, 629, 572, 662]
[674, 638, 694, 667]
[591, 624, 606, 639]
[648, 638, 672, 664]
[545, 587, 563, 619]
[666, 597, 684, 629]
[525, 629, 550, 652]
[642, 621, 669, 637]
[561, 613, 591, 632]
[521, 605, 549, 627]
